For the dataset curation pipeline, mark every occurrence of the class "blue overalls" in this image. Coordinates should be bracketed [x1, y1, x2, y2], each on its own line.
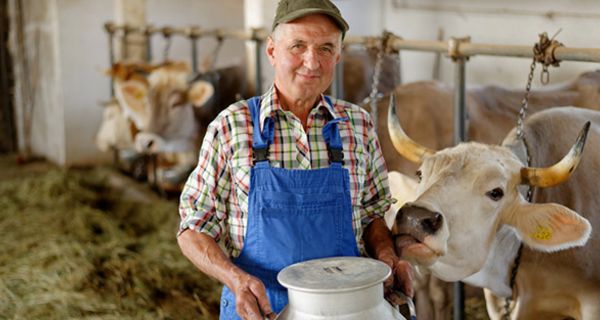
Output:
[219, 96, 360, 319]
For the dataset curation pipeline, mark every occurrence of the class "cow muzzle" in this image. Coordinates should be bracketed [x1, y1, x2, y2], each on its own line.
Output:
[392, 203, 444, 266]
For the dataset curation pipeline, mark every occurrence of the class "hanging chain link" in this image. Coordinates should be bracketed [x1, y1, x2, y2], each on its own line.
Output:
[504, 31, 564, 320]
[363, 31, 395, 129]
[515, 59, 536, 140]
[505, 30, 564, 319]
[162, 26, 174, 62]
[209, 35, 224, 72]
[516, 31, 564, 140]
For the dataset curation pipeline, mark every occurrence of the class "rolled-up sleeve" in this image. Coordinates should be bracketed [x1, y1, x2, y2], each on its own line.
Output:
[178, 119, 231, 240]
[359, 115, 394, 228]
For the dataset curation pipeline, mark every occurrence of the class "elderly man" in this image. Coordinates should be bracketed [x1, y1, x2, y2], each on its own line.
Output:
[177, 0, 413, 319]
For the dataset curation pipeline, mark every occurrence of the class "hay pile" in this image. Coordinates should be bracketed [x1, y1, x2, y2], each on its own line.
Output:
[0, 156, 221, 319]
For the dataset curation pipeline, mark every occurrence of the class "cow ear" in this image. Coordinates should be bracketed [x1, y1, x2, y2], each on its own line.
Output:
[114, 80, 148, 128]
[508, 202, 591, 252]
[115, 80, 147, 114]
[188, 80, 214, 108]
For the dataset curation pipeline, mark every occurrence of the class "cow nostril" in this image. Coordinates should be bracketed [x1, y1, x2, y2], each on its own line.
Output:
[422, 212, 443, 234]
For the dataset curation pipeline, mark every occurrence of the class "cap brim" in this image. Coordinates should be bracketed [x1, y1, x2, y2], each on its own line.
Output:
[275, 8, 349, 33]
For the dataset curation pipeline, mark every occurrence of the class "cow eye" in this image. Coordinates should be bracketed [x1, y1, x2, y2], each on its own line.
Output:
[486, 188, 504, 201]
[415, 170, 422, 182]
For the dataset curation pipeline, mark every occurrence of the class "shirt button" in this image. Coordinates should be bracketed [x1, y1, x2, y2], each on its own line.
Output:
[222, 298, 229, 307]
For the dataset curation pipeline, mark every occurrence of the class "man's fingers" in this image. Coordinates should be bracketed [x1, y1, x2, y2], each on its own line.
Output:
[250, 281, 274, 318]
[384, 289, 408, 306]
[237, 295, 263, 320]
[393, 260, 414, 297]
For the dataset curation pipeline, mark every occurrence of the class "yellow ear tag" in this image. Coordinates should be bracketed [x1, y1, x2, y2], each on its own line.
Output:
[531, 225, 553, 241]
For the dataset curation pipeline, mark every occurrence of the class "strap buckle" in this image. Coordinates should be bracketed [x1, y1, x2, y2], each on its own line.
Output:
[328, 148, 344, 164]
[252, 147, 269, 164]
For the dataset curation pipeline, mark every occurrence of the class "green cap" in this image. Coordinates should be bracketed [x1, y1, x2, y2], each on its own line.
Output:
[272, 0, 349, 39]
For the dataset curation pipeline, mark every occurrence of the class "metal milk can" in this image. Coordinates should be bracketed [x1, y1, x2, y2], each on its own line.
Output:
[275, 256, 407, 320]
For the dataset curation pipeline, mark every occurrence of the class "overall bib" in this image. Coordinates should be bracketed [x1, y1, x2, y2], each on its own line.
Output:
[219, 96, 360, 319]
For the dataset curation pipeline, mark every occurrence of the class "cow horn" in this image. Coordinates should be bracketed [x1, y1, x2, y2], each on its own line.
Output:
[521, 121, 590, 187]
[387, 93, 434, 163]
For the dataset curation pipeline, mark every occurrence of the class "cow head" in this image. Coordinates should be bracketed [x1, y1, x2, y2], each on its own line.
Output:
[387, 94, 592, 281]
[111, 62, 214, 153]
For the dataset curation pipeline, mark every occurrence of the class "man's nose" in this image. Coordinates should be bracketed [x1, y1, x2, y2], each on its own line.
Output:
[303, 49, 320, 70]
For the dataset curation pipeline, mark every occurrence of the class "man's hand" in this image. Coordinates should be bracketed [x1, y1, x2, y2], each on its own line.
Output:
[177, 231, 276, 319]
[363, 217, 415, 304]
[231, 271, 276, 320]
[377, 251, 414, 306]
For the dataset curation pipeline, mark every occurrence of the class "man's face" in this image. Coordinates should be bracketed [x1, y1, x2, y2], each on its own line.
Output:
[266, 14, 342, 103]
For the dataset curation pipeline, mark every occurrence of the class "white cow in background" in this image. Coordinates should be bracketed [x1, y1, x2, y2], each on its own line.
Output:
[97, 62, 214, 191]
[95, 99, 135, 152]
[387, 92, 599, 320]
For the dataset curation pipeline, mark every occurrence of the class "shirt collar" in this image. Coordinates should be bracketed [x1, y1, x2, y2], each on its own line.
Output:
[257, 85, 346, 131]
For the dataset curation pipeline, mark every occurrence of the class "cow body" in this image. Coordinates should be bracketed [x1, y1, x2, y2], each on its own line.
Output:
[370, 70, 600, 175]
[389, 106, 600, 319]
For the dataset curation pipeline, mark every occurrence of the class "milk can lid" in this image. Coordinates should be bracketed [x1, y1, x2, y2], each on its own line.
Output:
[277, 257, 391, 293]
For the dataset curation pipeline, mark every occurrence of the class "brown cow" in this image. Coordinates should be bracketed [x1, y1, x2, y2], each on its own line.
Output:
[339, 46, 401, 104]
[367, 70, 600, 176]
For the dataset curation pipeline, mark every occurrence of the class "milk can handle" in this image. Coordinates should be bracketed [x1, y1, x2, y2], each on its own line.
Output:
[393, 290, 417, 320]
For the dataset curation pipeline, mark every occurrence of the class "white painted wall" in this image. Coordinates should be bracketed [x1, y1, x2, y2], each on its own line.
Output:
[58, 0, 114, 166]
[146, 0, 245, 70]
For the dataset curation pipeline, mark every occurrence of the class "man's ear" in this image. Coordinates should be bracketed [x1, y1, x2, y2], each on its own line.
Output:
[266, 36, 276, 66]
[505, 202, 591, 252]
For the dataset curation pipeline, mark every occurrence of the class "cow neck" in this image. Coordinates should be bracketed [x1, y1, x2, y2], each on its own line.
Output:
[502, 136, 535, 318]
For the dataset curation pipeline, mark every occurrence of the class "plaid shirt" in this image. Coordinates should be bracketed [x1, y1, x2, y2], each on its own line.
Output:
[179, 85, 393, 257]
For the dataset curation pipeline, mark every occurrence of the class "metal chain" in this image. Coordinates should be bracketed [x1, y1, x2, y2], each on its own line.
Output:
[515, 59, 536, 140]
[209, 35, 224, 72]
[504, 31, 564, 318]
[163, 35, 172, 62]
[361, 33, 387, 130]
[503, 133, 534, 320]
[516, 31, 563, 140]
[502, 244, 523, 320]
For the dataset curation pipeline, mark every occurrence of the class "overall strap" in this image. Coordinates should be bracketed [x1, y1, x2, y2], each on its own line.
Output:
[247, 96, 274, 164]
[322, 96, 348, 165]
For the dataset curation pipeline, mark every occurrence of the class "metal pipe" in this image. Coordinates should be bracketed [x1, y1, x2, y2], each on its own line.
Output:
[104, 23, 600, 63]
[105, 23, 116, 97]
[452, 55, 467, 320]
[145, 28, 153, 63]
[332, 58, 344, 98]
[254, 38, 263, 96]
[190, 37, 198, 76]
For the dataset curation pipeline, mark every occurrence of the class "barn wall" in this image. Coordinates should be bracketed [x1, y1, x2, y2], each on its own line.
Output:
[9, 0, 245, 166]
[9, 0, 65, 164]
[381, 0, 600, 88]
[59, 0, 114, 166]
[146, 0, 245, 70]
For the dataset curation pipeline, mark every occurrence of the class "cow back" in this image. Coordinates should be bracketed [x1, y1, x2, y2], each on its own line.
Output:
[504, 107, 600, 283]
